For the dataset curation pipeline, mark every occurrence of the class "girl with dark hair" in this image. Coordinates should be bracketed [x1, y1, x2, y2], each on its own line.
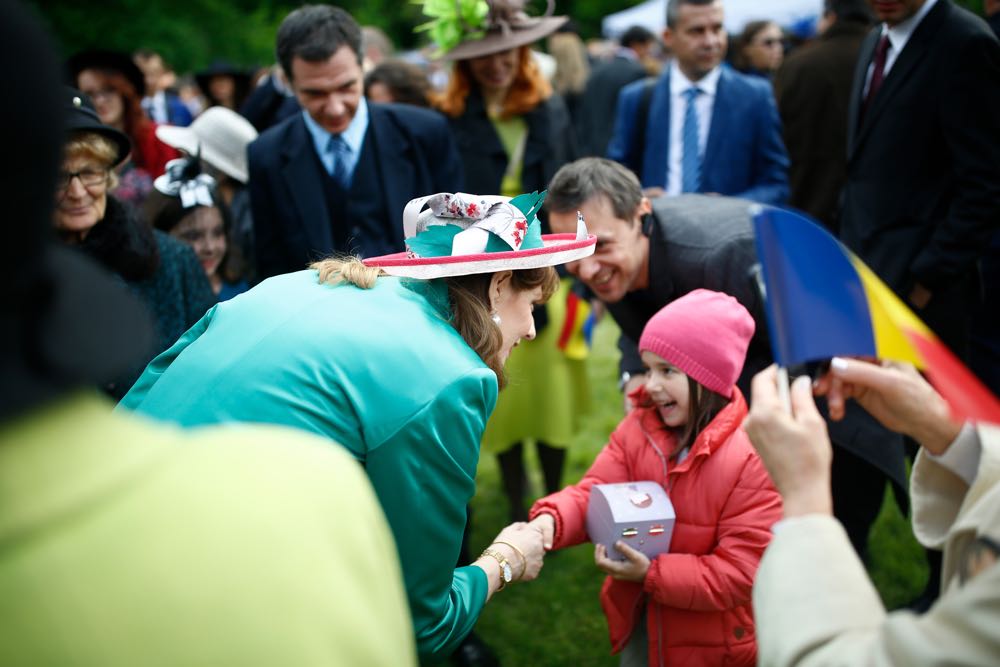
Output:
[530, 290, 782, 666]
[148, 158, 248, 301]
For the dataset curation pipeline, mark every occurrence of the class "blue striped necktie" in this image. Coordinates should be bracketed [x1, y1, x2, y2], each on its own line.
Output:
[681, 86, 702, 193]
[328, 134, 352, 189]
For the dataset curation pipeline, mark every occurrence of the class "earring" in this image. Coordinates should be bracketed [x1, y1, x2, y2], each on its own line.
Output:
[491, 312, 502, 325]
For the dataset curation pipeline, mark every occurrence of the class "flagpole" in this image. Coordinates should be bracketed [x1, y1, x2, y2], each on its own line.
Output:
[746, 245, 793, 415]
[776, 366, 792, 414]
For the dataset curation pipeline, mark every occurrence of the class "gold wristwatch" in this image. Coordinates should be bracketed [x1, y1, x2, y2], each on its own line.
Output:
[480, 547, 513, 591]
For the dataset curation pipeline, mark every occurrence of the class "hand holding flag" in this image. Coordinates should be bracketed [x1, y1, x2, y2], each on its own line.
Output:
[751, 206, 1000, 425]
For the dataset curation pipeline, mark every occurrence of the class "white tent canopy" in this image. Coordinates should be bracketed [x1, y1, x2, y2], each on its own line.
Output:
[601, 0, 824, 40]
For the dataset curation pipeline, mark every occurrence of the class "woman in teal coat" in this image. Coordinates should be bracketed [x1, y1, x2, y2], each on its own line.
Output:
[120, 191, 595, 661]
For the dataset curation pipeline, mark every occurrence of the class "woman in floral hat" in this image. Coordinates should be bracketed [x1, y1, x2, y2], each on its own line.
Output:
[425, 0, 590, 524]
[118, 190, 596, 662]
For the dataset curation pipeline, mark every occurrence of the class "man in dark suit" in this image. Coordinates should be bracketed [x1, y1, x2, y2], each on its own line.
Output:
[248, 5, 463, 279]
[576, 25, 657, 157]
[843, 0, 1000, 610]
[547, 157, 909, 567]
[774, 0, 873, 231]
[842, 0, 1000, 358]
[773, 0, 914, 579]
[606, 0, 789, 204]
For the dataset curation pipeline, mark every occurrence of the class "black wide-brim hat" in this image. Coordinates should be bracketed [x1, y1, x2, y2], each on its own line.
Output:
[64, 87, 131, 167]
[195, 60, 252, 97]
[66, 49, 146, 97]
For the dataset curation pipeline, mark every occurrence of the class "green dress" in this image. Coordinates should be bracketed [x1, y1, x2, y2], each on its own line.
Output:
[480, 113, 592, 454]
[480, 277, 592, 453]
[119, 270, 496, 661]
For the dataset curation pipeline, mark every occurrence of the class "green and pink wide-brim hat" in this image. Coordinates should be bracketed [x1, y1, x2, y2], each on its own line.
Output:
[364, 190, 595, 279]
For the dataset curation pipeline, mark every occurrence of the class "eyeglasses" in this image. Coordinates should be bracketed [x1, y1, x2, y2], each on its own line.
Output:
[56, 168, 109, 192]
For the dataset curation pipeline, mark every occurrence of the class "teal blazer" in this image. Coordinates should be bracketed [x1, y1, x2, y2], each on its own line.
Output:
[120, 270, 498, 660]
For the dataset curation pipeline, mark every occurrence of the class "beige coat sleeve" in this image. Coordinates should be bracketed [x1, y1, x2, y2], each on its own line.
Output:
[753, 424, 1000, 666]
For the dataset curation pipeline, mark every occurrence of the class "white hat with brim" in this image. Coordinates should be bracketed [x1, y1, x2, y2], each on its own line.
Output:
[363, 191, 595, 278]
[156, 106, 258, 184]
[365, 232, 595, 279]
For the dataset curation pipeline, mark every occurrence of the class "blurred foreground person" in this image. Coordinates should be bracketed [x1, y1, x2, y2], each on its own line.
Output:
[747, 360, 1000, 665]
[0, 2, 415, 665]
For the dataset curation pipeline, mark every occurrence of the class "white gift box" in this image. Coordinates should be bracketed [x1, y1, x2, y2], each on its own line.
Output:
[586, 481, 675, 562]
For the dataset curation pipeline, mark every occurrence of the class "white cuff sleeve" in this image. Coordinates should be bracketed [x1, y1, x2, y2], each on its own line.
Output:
[925, 422, 981, 486]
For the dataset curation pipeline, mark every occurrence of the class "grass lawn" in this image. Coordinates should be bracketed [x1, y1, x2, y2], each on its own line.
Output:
[457, 316, 926, 666]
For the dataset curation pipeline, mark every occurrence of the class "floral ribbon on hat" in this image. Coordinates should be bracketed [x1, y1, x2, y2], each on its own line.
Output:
[153, 156, 216, 209]
[403, 191, 547, 258]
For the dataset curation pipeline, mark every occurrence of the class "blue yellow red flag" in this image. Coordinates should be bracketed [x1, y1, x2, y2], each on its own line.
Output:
[752, 206, 1000, 424]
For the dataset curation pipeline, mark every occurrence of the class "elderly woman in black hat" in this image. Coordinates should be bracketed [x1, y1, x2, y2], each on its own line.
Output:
[426, 0, 590, 525]
[68, 50, 180, 205]
[54, 89, 215, 397]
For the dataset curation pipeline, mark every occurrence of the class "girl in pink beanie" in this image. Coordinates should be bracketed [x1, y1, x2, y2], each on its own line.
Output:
[529, 289, 782, 667]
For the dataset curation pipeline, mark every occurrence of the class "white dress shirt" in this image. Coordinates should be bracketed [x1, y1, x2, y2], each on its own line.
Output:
[666, 63, 721, 196]
[863, 0, 940, 96]
[142, 91, 169, 124]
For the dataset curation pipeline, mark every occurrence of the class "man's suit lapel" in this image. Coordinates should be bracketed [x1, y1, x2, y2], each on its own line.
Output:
[850, 0, 950, 158]
[368, 105, 411, 249]
[643, 72, 673, 187]
[847, 29, 878, 155]
[701, 68, 732, 191]
[281, 115, 333, 252]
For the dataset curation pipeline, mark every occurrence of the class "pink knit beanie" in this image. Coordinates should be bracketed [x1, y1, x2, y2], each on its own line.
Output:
[638, 289, 755, 398]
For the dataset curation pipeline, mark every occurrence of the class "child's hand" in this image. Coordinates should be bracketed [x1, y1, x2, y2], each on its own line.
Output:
[528, 513, 555, 550]
[595, 542, 650, 582]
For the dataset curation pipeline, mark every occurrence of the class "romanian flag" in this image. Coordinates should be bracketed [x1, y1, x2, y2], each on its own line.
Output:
[557, 288, 594, 361]
[752, 206, 1000, 424]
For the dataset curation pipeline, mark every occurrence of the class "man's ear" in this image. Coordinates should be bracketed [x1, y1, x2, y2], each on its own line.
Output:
[489, 270, 513, 311]
[637, 197, 654, 235]
[638, 197, 653, 217]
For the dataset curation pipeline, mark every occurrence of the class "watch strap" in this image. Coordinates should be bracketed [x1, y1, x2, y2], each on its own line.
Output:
[480, 547, 511, 590]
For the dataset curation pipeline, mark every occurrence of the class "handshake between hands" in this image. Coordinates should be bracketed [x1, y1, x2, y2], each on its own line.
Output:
[484, 512, 651, 595]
